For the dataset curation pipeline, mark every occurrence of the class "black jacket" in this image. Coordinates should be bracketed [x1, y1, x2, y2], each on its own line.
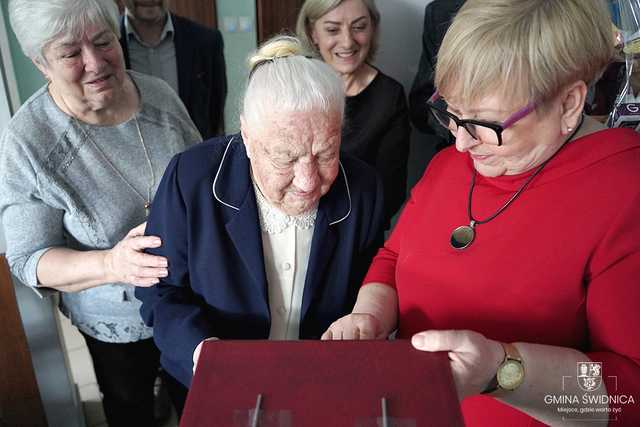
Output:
[409, 0, 464, 150]
[120, 14, 227, 139]
[136, 135, 385, 387]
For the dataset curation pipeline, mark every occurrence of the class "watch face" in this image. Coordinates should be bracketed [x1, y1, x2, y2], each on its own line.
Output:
[497, 360, 525, 390]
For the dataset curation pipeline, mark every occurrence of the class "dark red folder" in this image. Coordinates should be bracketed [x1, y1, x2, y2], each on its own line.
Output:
[181, 340, 463, 427]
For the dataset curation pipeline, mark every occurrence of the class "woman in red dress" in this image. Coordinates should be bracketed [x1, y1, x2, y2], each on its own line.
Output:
[323, 0, 640, 425]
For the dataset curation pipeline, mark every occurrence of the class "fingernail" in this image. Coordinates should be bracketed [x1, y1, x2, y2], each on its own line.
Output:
[161, 269, 168, 277]
[160, 260, 168, 267]
[411, 335, 425, 348]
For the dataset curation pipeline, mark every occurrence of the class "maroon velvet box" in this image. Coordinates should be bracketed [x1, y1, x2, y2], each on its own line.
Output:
[181, 340, 463, 427]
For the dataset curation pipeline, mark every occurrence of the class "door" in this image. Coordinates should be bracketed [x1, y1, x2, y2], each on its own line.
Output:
[171, 1, 218, 29]
[256, 0, 305, 44]
[0, 257, 47, 427]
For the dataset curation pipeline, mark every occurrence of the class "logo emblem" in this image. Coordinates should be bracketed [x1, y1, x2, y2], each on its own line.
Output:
[577, 362, 602, 392]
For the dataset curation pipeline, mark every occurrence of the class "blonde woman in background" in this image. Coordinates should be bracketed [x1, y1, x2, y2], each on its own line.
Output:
[297, 0, 410, 229]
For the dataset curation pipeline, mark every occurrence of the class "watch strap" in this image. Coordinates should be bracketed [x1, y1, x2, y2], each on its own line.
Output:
[481, 346, 503, 394]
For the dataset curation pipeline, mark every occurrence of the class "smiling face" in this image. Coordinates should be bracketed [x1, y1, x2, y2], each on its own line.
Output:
[310, 0, 374, 77]
[447, 93, 566, 177]
[37, 24, 127, 114]
[124, 0, 169, 25]
[241, 111, 342, 216]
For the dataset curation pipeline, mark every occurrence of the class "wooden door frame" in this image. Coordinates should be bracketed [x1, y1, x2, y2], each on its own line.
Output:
[0, 256, 47, 426]
[256, 0, 305, 44]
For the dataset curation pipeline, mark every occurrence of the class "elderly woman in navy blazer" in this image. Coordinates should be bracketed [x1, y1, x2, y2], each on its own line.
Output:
[136, 35, 384, 395]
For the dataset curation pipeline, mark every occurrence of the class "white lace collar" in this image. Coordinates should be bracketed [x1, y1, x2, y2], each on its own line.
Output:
[253, 182, 317, 235]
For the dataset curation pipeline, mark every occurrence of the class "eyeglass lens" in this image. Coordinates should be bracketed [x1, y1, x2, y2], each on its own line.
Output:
[429, 107, 501, 145]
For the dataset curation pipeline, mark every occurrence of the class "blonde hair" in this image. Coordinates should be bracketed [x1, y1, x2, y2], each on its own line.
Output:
[296, 0, 380, 61]
[242, 35, 344, 128]
[435, 0, 615, 108]
[247, 35, 305, 73]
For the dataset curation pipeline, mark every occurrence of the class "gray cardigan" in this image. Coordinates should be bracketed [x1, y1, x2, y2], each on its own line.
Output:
[0, 71, 201, 342]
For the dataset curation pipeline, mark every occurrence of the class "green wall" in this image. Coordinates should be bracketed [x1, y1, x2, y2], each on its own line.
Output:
[217, 0, 257, 134]
[1, 2, 46, 103]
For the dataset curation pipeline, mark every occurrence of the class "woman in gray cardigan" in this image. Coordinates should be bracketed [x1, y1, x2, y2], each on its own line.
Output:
[0, 0, 201, 425]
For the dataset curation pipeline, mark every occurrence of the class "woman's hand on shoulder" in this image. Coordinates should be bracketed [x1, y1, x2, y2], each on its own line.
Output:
[411, 329, 504, 400]
[321, 313, 386, 340]
[103, 222, 169, 287]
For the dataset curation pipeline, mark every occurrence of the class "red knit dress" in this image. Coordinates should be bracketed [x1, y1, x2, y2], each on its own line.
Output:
[364, 128, 640, 426]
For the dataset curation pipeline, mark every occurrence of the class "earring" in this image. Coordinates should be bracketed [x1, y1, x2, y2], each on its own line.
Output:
[567, 127, 573, 132]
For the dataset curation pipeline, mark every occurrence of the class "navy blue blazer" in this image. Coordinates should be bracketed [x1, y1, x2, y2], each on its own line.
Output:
[136, 135, 384, 387]
[120, 13, 227, 139]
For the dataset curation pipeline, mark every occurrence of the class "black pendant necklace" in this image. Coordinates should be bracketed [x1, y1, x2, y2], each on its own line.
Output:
[451, 115, 584, 250]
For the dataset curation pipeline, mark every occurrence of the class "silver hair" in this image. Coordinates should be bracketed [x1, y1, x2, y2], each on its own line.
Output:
[9, 0, 120, 63]
[242, 35, 345, 128]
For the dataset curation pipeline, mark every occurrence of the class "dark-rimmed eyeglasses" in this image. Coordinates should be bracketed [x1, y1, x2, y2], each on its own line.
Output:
[426, 92, 536, 146]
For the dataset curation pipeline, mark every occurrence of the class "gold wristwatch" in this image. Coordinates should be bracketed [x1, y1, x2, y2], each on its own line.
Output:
[482, 342, 525, 394]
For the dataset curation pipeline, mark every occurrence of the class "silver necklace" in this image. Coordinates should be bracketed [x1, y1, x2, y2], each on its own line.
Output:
[77, 116, 155, 216]
[57, 90, 156, 216]
[450, 115, 584, 250]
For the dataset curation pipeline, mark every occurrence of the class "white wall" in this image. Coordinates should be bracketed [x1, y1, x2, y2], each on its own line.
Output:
[373, 1, 439, 193]
[374, 0, 433, 93]
[218, 0, 258, 134]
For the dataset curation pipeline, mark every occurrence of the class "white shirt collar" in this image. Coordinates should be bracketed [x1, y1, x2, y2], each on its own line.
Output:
[253, 182, 317, 235]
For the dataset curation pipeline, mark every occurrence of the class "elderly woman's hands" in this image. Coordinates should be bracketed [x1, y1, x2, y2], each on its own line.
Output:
[104, 222, 168, 287]
[411, 329, 504, 400]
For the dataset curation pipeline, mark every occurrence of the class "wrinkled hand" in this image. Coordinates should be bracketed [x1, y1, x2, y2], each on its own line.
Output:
[103, 222, 168, 287]
[411, 330, 504, 400]
[321, 313, 386, 340]
[193, 337, 219, 373]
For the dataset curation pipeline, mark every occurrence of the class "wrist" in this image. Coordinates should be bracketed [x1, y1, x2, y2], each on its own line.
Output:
[482, 342, 525, 395]
[481, 340, 506, 394]
[101, 249, 117, 283]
